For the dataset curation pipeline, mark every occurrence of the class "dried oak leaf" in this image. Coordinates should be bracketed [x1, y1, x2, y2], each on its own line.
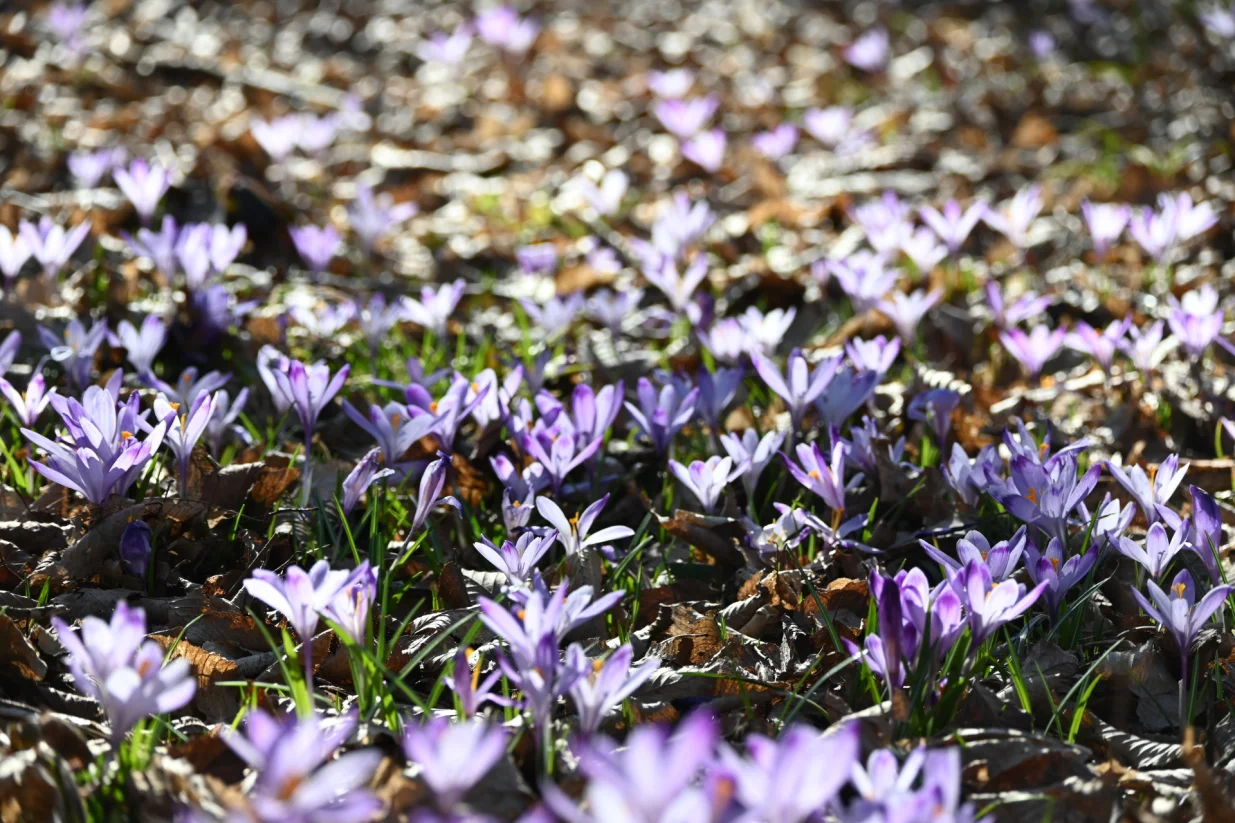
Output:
[0, 614, 46, 681]
[149, 635, 240, 723]
[659, 511, 746, 567]
[247, 458, 301, 508]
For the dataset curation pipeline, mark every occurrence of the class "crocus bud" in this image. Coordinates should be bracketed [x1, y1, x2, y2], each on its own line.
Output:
[119, 520, 153, 576]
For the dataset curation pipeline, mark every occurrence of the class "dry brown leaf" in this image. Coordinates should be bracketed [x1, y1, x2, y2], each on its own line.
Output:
[0, 613, 46, 681]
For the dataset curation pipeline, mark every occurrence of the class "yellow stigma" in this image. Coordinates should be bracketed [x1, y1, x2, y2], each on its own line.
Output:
[471, 382, 480, 392]
[429, 401, 439, 413]
[276, 775, 304, 801]
[121, 431, 134, 440]
[169, 402, 181, 411]
[1173, 582, 1187, 598]
[1026, 488, 1038, 504]
[391, 412, 401, 426]
[592, 659, 604, 674]
[807, 469, 821, 479]
[980, 551, 988, 561]
[1049, 557, 1059, 571]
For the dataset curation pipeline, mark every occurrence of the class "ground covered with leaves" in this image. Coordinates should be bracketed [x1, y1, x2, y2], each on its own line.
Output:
[4, 0, 1235, 821]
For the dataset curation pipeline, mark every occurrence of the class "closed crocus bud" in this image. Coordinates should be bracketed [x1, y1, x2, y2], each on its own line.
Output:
[119, 520, 153, 576]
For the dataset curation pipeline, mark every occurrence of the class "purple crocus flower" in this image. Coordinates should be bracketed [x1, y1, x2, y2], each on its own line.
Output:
[941, 442, 1001, 507]
[877, 288, 943, 342]
[828, 250, 899, 311]
[68, 146, 126, 187]
[982, 185, 1043, 249]
[624, 376, 700, 455]
[296, 113, 340, 156]
[411, 455, 460, 533]
[475, 5, 539, 54]
[851, 192, 912, 255]
[47, 3, 89, 48]
[38, 318, 107, 390]
[1081, 200, 1131, 259]
[341, 448, 395, 515]
[803, 106, 853, 148]
[1120, 320, 1169, 375]
[567, 644, 661, 734]
[478, 578, 624, 671]
[997, 452, 1102, 546]
[1189, 485, 1223, 584]
[19, 216, 91, 280]
[209, 222, 246, 272]
[417, 24, 474, 65]
[681, 129, 726, 173]
[0, 226, 31, 286]
[322, 561, 376, 644]
[1201, 3, 1235, 37]
[402, 279, 466, 337]
[952, 559, 1047, 643]
[985, 282, 1053, 329]
[174, 222, 213, 288]
[698, 318, 753, 363]
[124, 215, 179, 278]
[403, 717, 507, 811]
[722, 724, 860, 823]
[290, 302, 357, 337]
[356, 294, 406, 357]
[521, 425, 602, 493]
[907, 388, 961, 446]
[783, 441, 852, 513]
[155, 391, 215, 494]
[652, 96, 719, 139]
[109, 315, 166, 377]
[584, 287, 641, 335]
[919, 200, 986, 253]
[643, 253, 710, 313]
[547, 712, 719, 823]
[899, 228, 948, 274]
[737, 306, 796, 356]
[535, 494, 633, 557]
[0, 370, 54, 428]
[348, 183, 417, 252]
[1026, 537, 1100, 614]
[1106, 453, 1188, 527]
[669, 456, 739, 513]
[647, 68, 695, 99]
[815, 366, 880, 428]
[1166, 284, 1228, 359]
[752, 349, 838, 432]
[516, 243, 559, 276]
[220, 709, 381, 823]
[1128, 197, 1179, 261]
[1065, 316, 1132, 373]
[1116, 521, 1190, 580]
[846, 335, 901, 375]
[721, 428, 785, 504]
[845, 26, 890, 72]
[475, 530, 556, 587]
[648, 193, 715, 259]
[696, 366, 743, 430]
[999, 325, 1065, 379]
[118, 519, 153, 577]
[250, 115, 301, 161]
[921, 527, 1028, 582]
[1132, 569, 1233, 717]
[289, 225, 342, 273]
[522, 293, 586, 340]
[752, 124, 799, 159]
[1174, 193, 1219, 241]
[113, 159, 171, 225]
[147, 366, 231, 407]
[51, 601, 195, 745]
[446, 647, 506, 718]
[243, 561, 369, 691]
[270, 359, 349, 449]
[578, 169, 628, 217]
